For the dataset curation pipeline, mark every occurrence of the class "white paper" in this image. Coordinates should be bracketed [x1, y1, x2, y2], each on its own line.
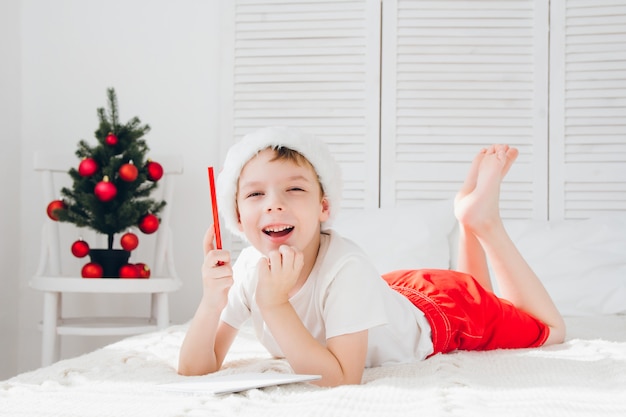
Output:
[158, 372, 321, 395]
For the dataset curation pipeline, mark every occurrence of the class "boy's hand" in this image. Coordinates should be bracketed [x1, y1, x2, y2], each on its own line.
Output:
[256, 245, 304, 309]
[200, 225, 233, 311]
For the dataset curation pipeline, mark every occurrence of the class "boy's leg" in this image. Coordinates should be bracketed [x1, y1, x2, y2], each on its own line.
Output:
[454, 148, 492, 291]
[454, 145, 566, 346]
[454, 145, 521, 292]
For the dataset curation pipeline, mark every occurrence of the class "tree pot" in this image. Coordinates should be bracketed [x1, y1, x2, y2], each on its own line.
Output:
[89, 249, 131, 278]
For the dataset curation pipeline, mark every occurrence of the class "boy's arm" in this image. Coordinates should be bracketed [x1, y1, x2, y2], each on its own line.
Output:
[178, 226, 238, 376]
[261, 303, 368, 386]
[256, 245, 368, 387]
[178, 307, 238, 376]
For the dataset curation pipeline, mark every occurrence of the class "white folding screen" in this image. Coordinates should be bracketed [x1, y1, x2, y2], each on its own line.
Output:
[549, 0, 626, 220]
[380, 0, 549, 219]
[219, 0, 381, 211]
[219, 0, 626, 226]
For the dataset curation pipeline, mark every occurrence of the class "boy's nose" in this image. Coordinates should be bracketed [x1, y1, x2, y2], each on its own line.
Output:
[265, 193, 284, 212]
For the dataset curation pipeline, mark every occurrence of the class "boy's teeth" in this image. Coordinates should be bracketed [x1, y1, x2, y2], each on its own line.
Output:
[263, 225, 294, 236]
[264, 226, 291, 232]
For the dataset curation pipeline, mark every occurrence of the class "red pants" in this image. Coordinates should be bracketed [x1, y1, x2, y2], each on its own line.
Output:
[382, 269, 550, 355]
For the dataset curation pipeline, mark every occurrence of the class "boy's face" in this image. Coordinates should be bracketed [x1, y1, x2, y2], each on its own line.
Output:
[236, 148, 330, 255]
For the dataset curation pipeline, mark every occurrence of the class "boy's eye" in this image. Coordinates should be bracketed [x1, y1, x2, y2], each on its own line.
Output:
[288, 187, 305, 192]
[246, 191, 263, 198]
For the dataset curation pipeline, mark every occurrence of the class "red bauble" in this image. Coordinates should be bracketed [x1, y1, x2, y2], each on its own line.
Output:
[136, 263, 151, 279]
[71, 239, 90, 258]
[119, 264, 140, 278]
[46, 199, 67, 221]
[138, 213, 159, 234]
[94, 176, 117, 202]
[78, 158, 98, 177]
[120, 232, 139, 251]
[81, 262, 103, 278]
[118, 162, 138, 182]
[146, 160, 163, 182]
[105, 132, 118, 146]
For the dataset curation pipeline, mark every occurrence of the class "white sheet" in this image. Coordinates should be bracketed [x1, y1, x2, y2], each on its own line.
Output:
[2, 315, 626, 417]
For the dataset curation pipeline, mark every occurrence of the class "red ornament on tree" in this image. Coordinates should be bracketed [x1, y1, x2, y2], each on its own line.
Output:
[94, 176, 117, 202]
[120, 232, 139, 251]
[118, 162, 138, 182]
[81, 262, 103, 278]
[136, 263, 151, 279]
[138, 213, 159, 234]
[105, 132, 118, 146]
[119, 264, 140, 278]
[78, 158, 99, 177]
[46, 199, 67, 221]
[71, 239, 90, 258]
[146, 160, 163, 182]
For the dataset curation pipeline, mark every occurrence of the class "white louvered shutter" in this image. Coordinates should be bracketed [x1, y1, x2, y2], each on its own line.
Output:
[218, 0, 381, 252]
[219, 0, 381, 209]
[549, 0, 626, 220]
[380, 0, 550, 219]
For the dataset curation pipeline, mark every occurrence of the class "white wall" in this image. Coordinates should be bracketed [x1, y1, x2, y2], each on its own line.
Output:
[0, 0, 22, 380]
[6, 0, 222, 377]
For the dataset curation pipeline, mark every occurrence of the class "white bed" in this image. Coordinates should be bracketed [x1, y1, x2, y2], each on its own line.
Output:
[2, 315, 626, 417]
[3, 203, 626, 417]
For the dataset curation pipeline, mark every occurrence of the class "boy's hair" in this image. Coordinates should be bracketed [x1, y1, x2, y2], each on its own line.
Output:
[217, 127, 342, 241]
[269, 146, 325, 197]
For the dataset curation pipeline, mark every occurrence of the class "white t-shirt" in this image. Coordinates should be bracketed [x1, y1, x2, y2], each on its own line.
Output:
[220, 230, 434, 367]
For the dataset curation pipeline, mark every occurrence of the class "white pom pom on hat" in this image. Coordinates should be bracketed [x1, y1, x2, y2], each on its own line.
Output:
[216, 126, 343, 240]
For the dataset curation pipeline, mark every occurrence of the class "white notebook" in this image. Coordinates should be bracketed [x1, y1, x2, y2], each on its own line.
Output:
[158, 372, 321, 395]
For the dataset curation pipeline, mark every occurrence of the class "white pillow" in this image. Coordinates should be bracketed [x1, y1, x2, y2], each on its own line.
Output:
[504, 215, 626, 316]
[332, 199, 457, 274]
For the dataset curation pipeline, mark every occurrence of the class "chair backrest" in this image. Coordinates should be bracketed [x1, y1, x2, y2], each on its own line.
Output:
[34, 151, 183, 278]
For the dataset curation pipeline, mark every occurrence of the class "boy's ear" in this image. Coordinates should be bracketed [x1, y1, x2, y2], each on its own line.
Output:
[320, 197, 331, 222]
[236, 209, 244, 232]
[236, 219, 244, 233]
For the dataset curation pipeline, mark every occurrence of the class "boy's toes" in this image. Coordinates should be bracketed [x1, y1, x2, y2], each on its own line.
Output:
[506, 147, 519, 161]
[485, 144, 497, 154]
[501, 147, 519, 177]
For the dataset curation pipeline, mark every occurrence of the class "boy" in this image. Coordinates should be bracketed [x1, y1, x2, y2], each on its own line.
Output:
[178, 127, 566, 387]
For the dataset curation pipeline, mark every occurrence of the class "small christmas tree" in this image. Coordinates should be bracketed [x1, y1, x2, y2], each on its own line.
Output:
[46, 88, 166, 278]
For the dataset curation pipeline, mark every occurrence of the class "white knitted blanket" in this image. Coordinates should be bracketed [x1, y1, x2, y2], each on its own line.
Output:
[3, 316, 626, 417]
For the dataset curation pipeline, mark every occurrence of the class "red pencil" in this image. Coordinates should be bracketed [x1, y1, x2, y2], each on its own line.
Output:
[207, 167, 222, 249]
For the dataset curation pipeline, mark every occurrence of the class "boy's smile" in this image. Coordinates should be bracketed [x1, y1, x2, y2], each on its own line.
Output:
[263, 224, 294, 238]
[236, 148, 330, 257]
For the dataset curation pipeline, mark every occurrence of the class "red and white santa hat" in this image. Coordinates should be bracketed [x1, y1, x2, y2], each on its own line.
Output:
[216, 126, 343, 240]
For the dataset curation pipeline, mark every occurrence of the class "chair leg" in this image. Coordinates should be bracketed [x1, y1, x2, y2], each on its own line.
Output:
[41, 291, 61, 367]
[152, 292, 170, 330]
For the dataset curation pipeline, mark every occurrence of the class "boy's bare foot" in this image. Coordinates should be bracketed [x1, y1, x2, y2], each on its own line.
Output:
[499, 145, 519, 178]
[454, 147, 487, 209]
[454, 145, 518, 234]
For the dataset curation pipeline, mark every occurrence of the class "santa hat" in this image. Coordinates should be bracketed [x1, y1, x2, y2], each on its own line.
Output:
[216, 126, 343, 240]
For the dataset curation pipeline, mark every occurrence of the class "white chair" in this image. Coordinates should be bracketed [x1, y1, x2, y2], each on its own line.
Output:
[30, 151, 183, 366]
